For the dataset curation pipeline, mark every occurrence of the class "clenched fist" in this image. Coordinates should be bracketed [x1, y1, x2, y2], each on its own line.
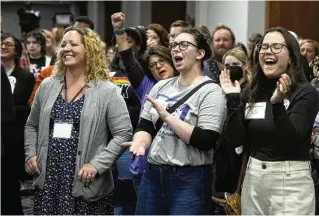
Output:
[111, 12, 125, 29]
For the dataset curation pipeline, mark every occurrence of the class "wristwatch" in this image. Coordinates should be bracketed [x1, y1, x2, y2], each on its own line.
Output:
[114, 28, 125, 35]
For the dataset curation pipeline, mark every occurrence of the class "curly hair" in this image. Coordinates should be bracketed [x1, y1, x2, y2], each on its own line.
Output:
[146, 23, 169, 47]
[53, 26, 110, 83]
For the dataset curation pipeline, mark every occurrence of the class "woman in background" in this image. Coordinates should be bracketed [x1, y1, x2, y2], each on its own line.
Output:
[146, 23, 169, 48]
[40, 29, 56, 66]
[300, 39, 319, 63]
[215, 47, 250, 200]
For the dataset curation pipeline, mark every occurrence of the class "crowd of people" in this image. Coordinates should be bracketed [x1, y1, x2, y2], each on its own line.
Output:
[1, 11, 319, 215]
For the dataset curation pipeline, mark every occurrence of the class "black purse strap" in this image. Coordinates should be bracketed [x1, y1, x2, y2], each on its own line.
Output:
[154, 80, 215, 132]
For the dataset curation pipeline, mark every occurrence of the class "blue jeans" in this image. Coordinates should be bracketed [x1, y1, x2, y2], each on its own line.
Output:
[116, 149, 133, 179]
[132, 173, 143, 194]
[136, 163, 213, 215]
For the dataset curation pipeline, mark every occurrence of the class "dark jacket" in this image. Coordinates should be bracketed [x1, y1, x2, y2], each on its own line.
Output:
[1, 65, 15, 158]
[8, 65, 35, 178]
[110, 57, 141, 130]
[1, 65, 15, 124]
[1, 64, 24, 216]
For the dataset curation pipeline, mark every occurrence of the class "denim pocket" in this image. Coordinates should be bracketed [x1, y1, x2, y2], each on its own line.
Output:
[177, 167, 204, 182]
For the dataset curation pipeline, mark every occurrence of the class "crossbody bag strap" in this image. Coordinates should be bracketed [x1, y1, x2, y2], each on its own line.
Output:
[154, 80, 215, 133]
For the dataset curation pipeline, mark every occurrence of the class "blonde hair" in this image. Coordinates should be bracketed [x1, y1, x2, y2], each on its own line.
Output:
[41, 29, 56, 53]
[101, 41, 107, 53]
[300, 39, 319, 56]
[53, 26, 110, 82]
[222, 47, 251, 81]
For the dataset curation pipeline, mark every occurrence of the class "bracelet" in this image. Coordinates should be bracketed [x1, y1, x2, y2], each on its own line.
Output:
[114, 28, 125, 35]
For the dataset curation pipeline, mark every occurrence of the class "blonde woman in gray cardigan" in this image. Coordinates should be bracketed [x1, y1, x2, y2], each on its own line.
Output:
[24, 27, 133, 215]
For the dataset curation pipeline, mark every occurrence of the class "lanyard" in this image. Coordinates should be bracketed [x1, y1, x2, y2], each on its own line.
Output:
[63, 75, 86, 119]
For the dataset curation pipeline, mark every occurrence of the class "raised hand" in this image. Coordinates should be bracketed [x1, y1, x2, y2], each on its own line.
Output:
[147, 37, 158, 48]
[270, 73, 292, 104]
[220, 69, 241, 94]
[111, 12, 125, 30]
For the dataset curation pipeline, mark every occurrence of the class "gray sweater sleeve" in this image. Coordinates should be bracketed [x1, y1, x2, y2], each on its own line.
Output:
[90, 87, 133, 174]
[24, 78, 46, 162]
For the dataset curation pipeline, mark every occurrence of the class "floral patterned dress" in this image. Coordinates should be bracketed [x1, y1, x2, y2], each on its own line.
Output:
[34, 94, 113, 215]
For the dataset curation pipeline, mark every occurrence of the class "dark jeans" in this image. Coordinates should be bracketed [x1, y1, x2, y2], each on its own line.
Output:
[1, 156, 23, 215]
[132, 173, 143, 195]
[136, 163, 213, 215]
[114, 179, 136, 215]
[112, 168, 137, 215]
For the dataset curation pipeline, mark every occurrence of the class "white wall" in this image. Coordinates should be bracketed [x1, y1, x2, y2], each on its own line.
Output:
[247, 1, 266, 37]
[121, 1, 151, 28]
[87, 1, 106, 40]
[195, 0, 266, 44]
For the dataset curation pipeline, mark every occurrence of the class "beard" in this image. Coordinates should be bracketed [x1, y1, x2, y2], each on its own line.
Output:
[213, 47, 229, 63]
[213, 43, 234, 63]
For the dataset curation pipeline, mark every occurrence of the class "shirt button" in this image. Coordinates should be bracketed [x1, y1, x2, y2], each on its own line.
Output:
[262, 164, 267, 169]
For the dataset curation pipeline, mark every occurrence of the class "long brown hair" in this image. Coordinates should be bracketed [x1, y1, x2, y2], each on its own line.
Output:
[146, 24, 169, 47]
[243, 26, 307, 105]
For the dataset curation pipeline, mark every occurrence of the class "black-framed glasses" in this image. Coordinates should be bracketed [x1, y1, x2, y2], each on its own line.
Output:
[148, 58, 165, 70]
[257, 43, 287, 54]
[169, 41, 198, 51]
[0, 42, 14, 49]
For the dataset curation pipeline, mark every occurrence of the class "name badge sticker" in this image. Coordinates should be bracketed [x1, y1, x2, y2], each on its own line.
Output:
[53, 121, 73, 139]
[245, 102, 267, 119]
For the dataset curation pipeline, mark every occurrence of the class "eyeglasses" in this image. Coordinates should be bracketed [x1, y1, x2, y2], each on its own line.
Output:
[0, 42, 14, 48]
[257, 43, 287, 54]
[169, 41, 198, 51]
[148, 58, 165, 70]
